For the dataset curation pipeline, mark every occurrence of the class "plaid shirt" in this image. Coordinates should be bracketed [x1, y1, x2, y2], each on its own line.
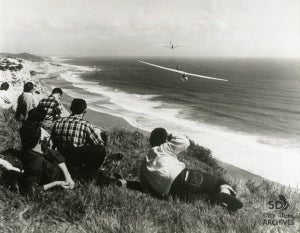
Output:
[38, 96, 62, 121]
[51, 115, 103, 152]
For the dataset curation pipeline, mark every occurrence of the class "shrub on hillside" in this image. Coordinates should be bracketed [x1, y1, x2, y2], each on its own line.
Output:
[0, 108, 21, 152]
[104, 128, 225, 180]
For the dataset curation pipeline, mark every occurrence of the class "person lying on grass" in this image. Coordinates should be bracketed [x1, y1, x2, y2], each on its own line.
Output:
[18, 106, 75, 191]
[139, 127, 243, 212]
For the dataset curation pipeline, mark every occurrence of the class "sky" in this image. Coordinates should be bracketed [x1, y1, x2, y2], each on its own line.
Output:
[0, 0, 299, 57]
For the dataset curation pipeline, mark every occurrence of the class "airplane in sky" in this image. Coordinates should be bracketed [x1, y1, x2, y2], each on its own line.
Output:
[138, 60, 228, 82]
[153, 41, 185, 50]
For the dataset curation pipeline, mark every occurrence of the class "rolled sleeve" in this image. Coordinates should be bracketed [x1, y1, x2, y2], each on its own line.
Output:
[87, 125, 104, 145]
[163, 135, 190, 155]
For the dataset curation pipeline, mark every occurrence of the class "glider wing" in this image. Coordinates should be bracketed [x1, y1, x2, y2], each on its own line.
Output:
[138, 60, 228, 82]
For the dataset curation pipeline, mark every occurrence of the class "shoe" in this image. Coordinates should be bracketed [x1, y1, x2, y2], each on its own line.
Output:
[216, 193, 243, 212]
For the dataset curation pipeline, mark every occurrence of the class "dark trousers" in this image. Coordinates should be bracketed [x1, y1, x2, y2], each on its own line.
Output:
[65, 145, 106, 177]
[20, 151, 63, 186]
[169, 169, 228, 198]
[170, 169, 243, 211]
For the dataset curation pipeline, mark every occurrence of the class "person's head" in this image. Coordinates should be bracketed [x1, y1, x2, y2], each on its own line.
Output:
[20, 118, 42, 151]
[51, 88, 63, 98]
[0, 82, 9, 90]
[150, 127, 168, 147]
[70, 98, 87, 115]
[23, 82, 34, 93]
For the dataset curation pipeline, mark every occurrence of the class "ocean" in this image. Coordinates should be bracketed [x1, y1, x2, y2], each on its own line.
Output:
[47, 57, 300, 187]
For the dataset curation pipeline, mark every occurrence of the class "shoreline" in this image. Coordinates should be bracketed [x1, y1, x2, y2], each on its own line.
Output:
[40, 72, 266, 186]
[0, 55, 288, 188]
[39, 78, 140, 131]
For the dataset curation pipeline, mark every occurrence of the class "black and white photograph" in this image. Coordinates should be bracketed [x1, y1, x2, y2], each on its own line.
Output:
[0, 0, 299, 232]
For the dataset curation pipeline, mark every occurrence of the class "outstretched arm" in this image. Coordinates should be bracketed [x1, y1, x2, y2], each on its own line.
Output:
[42, 163, 74, 190]
[58, 162, 75, 189]
[43, 181, 69, 190]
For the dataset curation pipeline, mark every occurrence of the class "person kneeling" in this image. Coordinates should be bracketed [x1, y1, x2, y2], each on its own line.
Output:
[139, 127, 243, 212]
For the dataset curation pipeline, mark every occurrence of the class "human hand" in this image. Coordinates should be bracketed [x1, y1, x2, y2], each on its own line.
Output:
[65, 177, 75, 189]
[59, 181, 70, 189]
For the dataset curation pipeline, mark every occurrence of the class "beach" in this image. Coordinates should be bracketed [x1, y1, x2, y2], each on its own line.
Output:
[42, 57, 300, 188]
[0, 55, 297, 187]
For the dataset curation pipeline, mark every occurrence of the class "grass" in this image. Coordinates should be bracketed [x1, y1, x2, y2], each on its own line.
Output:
[0, 108, 299, 233]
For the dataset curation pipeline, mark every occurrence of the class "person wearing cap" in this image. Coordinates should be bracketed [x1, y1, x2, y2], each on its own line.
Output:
[15, 82, 36, 122]
[19, 106, 75, 191]
[51, 98, 106, 177]
[0, 82, 13, 109]
[140, 127, 243, 212]
[38, 87, 63, 132]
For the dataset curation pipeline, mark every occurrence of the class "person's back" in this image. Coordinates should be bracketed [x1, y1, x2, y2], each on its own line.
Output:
[52, 115, 100, 152]
[15, 82, 35, 121]
[38, 88, 63, 131]
[51, 98, 106, 177]
[140, 128, 189, 196]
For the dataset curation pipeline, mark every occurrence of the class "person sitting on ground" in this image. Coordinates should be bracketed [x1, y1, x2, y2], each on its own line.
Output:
[37, 87, 63, 131]
[19, 106, 75, 191]
[15, 82, 36, 122]
[51, 98, 106, 178]
[139, 127, 243, 212]
[0, 82, 13, 109]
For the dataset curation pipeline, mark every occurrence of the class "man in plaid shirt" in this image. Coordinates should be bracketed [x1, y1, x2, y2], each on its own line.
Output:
[38, 88, 63, 131]
[51, 98, 106, 177]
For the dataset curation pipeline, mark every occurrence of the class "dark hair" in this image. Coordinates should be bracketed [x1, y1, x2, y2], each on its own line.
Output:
[23, 82, 34, 92]
[52, 87, 63, 96]
[20, 120, 42, 151]
[150, 127, 168, 147]
[20, 105, 47, 151]
[28, 105, 47, 122]
[70, 98, 87, 114]
[0, 82, 9, 90]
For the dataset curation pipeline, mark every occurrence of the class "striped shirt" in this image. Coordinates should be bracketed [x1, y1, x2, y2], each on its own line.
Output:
[38, 96, 62, 121]
[51, 115, 103, 152]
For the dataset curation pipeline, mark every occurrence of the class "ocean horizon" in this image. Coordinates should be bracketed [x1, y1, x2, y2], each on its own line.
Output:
[45, 56, 300, 188]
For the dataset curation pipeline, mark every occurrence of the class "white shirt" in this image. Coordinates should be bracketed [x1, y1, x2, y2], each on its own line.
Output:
[140, 135, 190, 196]
[0, 90, 12, 108]
[31, 128, 51, 154]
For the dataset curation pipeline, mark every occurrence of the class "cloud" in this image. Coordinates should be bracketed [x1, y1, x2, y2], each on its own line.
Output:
[0, 0, 299, 57]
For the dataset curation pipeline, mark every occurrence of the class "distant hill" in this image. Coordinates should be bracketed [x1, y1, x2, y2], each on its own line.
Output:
[0, 52, 44, 62]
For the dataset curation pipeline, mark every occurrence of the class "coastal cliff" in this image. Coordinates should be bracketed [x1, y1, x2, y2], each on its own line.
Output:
[0, 53, 299, 233]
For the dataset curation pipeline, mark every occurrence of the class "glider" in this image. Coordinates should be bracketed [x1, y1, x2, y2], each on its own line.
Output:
[138, 60, 228, 82]
[153, 41, 185, 50]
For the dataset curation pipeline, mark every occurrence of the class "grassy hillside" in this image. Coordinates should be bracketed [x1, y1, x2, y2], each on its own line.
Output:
[0, 108, 299, 233]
